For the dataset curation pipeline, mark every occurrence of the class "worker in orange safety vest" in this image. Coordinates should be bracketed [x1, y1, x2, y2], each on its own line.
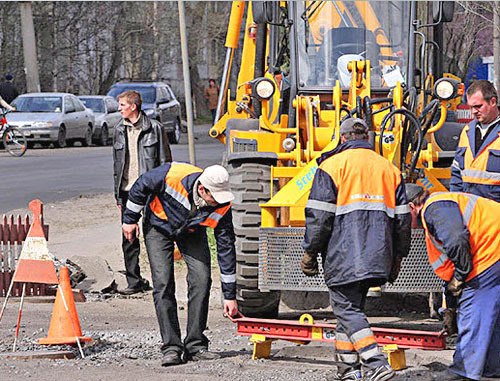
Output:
[450, 80, 500, 201]
[407, 185, 500, 381]
[122, 162, 239, 367]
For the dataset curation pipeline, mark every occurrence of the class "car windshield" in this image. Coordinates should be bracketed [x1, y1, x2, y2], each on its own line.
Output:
[295, 1, 410, 90]
[79, 98, 105, 113]
[12, 96, 63, 112]
[107, 86, 156, 104]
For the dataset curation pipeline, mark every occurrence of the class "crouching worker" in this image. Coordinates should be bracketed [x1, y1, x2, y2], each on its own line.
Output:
[407, 185, 500, 381]
[122, 162, 239, 366]
[301, 118, 411, 381]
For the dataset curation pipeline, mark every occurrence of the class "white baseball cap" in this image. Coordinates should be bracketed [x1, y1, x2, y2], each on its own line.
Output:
[198, 165, 234, 204]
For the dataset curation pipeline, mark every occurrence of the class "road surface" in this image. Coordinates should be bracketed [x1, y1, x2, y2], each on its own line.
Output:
[0, 133, 224, 213]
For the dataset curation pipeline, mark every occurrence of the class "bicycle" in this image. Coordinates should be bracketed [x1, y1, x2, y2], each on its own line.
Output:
[0, 109, 27, 157]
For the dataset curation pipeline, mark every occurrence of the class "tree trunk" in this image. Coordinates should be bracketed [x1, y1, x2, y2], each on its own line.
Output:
[152, 1, 159, 81]
[19, 2, 41, 92]
[493, 8, 500, 91]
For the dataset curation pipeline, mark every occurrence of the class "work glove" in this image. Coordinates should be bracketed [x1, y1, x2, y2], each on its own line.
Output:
[388, 256, 403, 284]
[301, 252, 319, 277]
[447, 276, 464, 298]
[442, 308, 458, 336]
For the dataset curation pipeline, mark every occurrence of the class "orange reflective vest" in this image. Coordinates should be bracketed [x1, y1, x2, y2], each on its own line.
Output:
[422, 192, 500, 282]
[452, 123, 500, 188]
[320, 147, 404, 218]
[148, 162, 231, 230]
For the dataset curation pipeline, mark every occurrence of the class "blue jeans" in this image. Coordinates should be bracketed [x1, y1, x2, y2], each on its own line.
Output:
[144, 223, 212, 355]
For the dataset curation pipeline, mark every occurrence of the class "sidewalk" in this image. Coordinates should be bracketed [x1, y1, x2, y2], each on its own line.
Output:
[180, 122, 214, 144]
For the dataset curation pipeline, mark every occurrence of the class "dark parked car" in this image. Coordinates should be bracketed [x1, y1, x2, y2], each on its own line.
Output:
[78, 95, 121, 146]
[8, 93, 95, 148]
[107, 81, 182, 144]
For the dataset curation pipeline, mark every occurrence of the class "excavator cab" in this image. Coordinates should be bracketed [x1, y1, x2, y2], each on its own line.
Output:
[295, 2, 409, 90]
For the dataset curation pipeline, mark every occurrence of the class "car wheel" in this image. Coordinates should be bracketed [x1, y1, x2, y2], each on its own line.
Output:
[82, 126, 92, 147]
[99, 125, 109, 146]
[55, 127, 67, 148]
[167, 119, 181, 144]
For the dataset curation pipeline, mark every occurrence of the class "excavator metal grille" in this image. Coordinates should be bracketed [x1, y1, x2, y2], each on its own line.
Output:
[259, 228, 442, 293]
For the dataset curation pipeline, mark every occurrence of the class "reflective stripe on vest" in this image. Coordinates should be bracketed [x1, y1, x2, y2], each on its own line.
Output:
[336, 200, 395, 217]
[199, 204, 231, 229]
[461, 169, 500, 183]
[164, 162, 202, 211]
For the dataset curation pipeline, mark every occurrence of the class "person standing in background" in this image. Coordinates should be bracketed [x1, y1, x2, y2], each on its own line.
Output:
[113, 90, 172, 295]
[0, 74, 19, 104]
[204, 79, 219, 124]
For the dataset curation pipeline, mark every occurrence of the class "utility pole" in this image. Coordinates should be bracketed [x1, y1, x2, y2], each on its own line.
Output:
[494, 7, 500, 91]
[19, 2, 41, 92]
[178, 1, 196, 165]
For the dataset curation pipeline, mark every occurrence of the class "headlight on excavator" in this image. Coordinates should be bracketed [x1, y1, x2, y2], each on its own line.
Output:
[252, 78, 275, 100]
[434, 78, 461, 101]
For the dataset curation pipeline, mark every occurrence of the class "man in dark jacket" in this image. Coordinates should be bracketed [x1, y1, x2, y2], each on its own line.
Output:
[450, 80, 500, 201]
[408, 186, 500, 381]
[122, 162, 239, 367]
[302, 118, 411, 381]
[113, 90, 172, 295]
[0, 74, 19, 104]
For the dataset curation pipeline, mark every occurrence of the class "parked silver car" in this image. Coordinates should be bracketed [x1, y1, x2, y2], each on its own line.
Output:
[8, 93, 95, 148]
[78, 95, 121, 146]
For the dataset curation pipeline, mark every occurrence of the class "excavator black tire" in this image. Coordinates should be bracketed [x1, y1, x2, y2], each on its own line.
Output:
[228, 162, 281, 317]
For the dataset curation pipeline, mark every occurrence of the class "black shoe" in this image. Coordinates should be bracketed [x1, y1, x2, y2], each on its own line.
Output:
[161, 351, 182, 367]
[363, 365, 395, 381]
[118, 285, 143, 295]
[141, 279, 152, 292]
[186, 349, 221, 361]
[118, 279, 151, 295]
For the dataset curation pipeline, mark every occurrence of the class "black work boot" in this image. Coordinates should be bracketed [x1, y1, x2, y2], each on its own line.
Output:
[117, 285, 143, 295]
[185, 349, 221, 361]
[161, 351, 183, 367]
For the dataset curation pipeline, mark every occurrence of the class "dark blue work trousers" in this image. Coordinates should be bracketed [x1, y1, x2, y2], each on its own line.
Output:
[451, 259, 500, 380]
[144, 222, 212, 356]
[328, 280, 388, 375]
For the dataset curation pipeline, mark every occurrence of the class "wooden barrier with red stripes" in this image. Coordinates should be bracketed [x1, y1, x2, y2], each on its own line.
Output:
[456, 104, 473, 124]
[0, 200, 50, 297]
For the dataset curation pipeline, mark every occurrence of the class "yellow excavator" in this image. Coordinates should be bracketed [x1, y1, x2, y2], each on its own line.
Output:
[210, 1, 464, 317]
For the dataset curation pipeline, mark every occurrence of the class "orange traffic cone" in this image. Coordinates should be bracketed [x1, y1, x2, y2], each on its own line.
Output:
[174, 243, 183, 261]
[38, 267, 92, 345]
